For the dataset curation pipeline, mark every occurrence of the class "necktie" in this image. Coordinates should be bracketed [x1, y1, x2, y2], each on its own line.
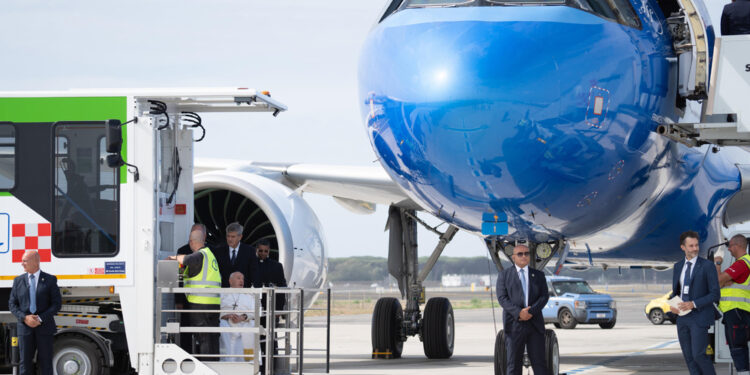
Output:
[29, 274, 37, 314]
[683, 262, 692, 301]
[231, 249, 237, 266]
[519, 269, 528, 307]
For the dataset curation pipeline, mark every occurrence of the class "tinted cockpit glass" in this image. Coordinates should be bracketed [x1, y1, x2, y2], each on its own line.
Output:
[385, 0, 641, 29]
[404, 0, 476, 6]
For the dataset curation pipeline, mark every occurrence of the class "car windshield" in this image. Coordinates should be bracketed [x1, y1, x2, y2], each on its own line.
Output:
[553, 281, 595, 295]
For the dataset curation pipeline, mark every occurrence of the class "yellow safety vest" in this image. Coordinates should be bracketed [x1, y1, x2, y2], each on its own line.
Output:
[719, 254, 750, 313]
[184, 247, 221, 305]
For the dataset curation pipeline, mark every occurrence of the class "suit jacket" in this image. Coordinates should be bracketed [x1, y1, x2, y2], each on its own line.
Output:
[8, 271, 62, 335]
[213, 243, 258, 288]
[721, 0, 750, 36]
[257, 258, 287, 310]
[671, 257, 720, 326]
[496, 266, 549, 334]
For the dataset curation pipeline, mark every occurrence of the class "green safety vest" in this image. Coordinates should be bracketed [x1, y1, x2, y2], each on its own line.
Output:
[719, 254, 750, 313]
[184, 247, 221, 305]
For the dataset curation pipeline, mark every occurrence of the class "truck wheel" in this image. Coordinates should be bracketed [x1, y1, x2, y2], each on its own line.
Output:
[545, 329, 560, 375]
[599, 319, 616, 329]
[52, 333, 108, 375]
[553, 323, 561, 329]
[422, 297, 454, 359]
[493, 330, 506, 375]
[372, 297, 404, 359]
[648, 308, 665, 325]
[558, 308, 577, 329]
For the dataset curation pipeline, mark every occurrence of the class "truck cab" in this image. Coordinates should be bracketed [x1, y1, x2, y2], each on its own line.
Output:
[542, 276, 617, 329]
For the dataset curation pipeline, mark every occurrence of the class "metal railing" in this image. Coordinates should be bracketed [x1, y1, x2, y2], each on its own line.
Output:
[155, 284, 330, 375]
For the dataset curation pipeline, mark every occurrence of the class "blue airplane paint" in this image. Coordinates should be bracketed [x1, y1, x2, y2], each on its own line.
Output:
[358, 3, 739, 262]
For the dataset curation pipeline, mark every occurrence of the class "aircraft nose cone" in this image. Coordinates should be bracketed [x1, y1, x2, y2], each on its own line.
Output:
[360, 11, 562, 113]
[359, 9, 566, 227]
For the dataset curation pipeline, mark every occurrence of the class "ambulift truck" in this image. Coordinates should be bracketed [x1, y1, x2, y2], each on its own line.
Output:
[0, 88, 328, 374]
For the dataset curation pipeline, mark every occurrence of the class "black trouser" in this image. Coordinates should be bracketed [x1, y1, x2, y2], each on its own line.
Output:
[505, 327, 549, 375]
[18, 327, 53, 375]
[187, 302, 220, 362]
[723, 308, 750, 372]
[259, 316, 280, 372]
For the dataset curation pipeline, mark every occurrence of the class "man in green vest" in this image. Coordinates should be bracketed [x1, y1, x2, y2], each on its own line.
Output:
[718, 234, 750, 375]
[169, 228, 222, 360]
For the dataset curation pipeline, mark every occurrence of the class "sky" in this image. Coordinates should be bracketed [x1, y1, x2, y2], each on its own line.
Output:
[0, 0, 487, 259]
[0, 0, 731, 259]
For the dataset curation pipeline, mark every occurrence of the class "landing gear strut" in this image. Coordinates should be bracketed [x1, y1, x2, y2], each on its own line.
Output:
[371, 206, 458, 359]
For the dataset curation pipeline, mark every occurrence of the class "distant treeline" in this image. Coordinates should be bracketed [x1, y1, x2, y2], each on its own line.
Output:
[328, 256, 495, 282]
[328, 256, 674, 284]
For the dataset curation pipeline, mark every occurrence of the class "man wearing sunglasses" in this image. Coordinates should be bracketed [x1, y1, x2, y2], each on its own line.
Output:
[496, 244, 550, 375]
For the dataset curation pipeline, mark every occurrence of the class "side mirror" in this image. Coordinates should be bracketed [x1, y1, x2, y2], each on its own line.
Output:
[106, 154, 124, 168]
[105, 119, 122, 153]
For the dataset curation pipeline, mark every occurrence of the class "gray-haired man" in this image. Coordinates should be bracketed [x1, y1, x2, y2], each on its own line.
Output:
[215, 222, 258, 287]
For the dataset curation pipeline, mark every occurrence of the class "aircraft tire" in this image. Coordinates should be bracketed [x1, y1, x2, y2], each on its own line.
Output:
[545, 329, 560, 375]
[422, 297, 454, 359]
[371, 297, 403, 359]
[493, 330, 506, 375]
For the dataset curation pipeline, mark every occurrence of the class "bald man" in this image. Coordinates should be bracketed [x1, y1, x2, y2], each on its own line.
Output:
[8, 250, 62, 375]
[496, 245, 550, 375]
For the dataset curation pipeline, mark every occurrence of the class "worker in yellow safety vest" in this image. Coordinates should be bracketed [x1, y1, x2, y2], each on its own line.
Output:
[169, 228, 222, 360]
[718, 234, 750, 375]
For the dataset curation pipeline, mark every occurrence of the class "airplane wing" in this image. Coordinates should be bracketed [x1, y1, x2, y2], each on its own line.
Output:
[195, 158, 420, 213]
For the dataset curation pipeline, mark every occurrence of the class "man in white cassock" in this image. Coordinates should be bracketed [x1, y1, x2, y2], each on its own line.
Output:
[220, 272, 258, 363]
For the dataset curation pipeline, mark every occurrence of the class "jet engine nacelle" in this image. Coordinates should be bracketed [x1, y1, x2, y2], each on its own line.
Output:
[194, 170, 327, 307]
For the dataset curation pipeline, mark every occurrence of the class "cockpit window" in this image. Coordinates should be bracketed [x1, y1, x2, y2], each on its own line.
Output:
[383, 0, 641, 30]
[404, 0, 476, 6]
[565, 0, 641, 28]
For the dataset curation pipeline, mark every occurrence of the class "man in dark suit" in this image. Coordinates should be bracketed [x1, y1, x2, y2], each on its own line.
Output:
[670, 231, 719, 375]
[721, 0, 750, 36]
[255, 239, 287, 373]
[496, 244, 549, 375]
[8, 250, 62, 375]
[214, 222, 258, 288]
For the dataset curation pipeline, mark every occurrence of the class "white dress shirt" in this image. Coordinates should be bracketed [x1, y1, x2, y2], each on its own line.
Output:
[514, 264, 530, 307]
[679, 257, 697, 300]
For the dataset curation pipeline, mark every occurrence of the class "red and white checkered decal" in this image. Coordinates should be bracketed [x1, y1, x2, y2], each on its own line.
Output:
[12, 223, 51, 263]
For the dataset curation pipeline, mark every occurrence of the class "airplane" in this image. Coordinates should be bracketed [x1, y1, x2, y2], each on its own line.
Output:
[193, 0, 750, 366]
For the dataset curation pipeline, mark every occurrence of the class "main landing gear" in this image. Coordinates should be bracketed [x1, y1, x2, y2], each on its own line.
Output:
[371, 206, 458, 359]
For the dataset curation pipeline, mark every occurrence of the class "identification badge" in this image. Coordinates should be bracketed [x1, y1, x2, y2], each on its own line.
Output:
[683, 286, 690, 295]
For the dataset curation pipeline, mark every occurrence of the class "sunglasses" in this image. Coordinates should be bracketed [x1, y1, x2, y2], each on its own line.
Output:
[514, 251, 530, 257]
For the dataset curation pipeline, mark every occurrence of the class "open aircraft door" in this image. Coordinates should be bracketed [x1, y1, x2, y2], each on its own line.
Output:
[667, 0, 710, 100]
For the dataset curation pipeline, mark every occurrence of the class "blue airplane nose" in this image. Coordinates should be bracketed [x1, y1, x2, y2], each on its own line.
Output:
[359, 7, 669, 236]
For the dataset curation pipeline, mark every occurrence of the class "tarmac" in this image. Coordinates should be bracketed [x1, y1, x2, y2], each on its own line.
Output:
[300, 295, 737, 375]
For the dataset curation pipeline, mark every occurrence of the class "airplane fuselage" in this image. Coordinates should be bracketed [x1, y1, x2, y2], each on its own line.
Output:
[359, 2, 740, 262]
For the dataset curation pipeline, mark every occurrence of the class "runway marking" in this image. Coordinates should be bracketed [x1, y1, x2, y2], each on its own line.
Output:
[565, 339, 679, 374]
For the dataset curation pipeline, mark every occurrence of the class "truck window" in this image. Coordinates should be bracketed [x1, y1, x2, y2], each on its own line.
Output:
[552, 280, 595, 294]
[53, 123, 119, 257]
[0, 124, 14, 190]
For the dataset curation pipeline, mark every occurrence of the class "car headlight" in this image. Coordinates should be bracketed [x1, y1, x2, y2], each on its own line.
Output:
[610, 301, 616, 309]
[574, 301, 587, 309]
